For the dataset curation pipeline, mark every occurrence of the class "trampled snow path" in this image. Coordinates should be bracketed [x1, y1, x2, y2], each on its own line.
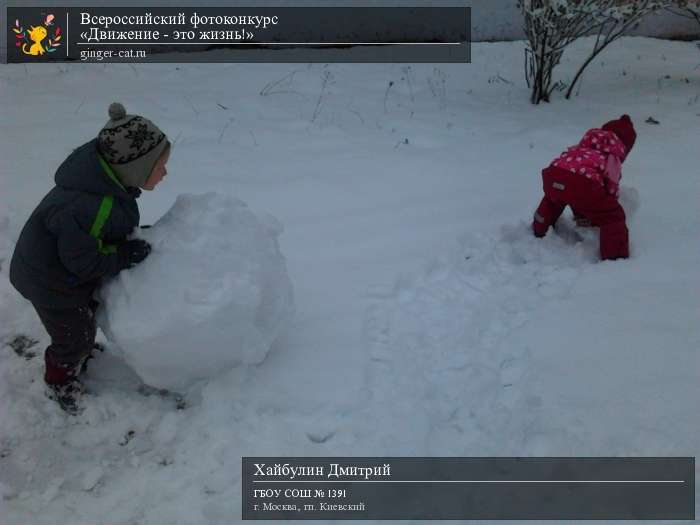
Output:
[360, 219, 596, 456]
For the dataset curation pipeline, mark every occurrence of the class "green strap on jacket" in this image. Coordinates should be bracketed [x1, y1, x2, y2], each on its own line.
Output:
[97, 154, 125, 191]
[89, 154, 124, 255]
[89, 195, 117, 254]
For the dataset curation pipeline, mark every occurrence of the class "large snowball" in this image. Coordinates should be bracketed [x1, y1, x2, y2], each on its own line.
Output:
[97, 193, 294, 391]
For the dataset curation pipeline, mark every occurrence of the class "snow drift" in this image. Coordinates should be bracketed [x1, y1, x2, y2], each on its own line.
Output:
[97, 192, 294, 391]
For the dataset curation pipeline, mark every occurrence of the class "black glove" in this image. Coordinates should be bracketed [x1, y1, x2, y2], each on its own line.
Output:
[126, 186, 142, 199]
[118, 239, 151, 269]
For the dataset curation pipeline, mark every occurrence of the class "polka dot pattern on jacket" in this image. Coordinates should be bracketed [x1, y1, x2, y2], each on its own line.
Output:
[551, 128, 627, 193]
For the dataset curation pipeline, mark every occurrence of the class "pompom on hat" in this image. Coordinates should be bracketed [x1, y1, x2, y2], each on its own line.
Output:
[97, 102, 169, 189]
[602, 114, 636, 159]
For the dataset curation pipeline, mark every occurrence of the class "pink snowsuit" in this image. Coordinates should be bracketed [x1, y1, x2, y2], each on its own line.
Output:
[532, 115, 637, 260]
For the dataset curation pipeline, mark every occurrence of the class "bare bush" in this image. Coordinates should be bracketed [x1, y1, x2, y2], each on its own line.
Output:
[519, 0, 698, 104]
[665, 0, 700, 24]
[518, 0, 597, 104]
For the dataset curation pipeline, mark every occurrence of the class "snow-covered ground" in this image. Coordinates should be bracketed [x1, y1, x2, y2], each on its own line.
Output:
[1, 37, 698, 524]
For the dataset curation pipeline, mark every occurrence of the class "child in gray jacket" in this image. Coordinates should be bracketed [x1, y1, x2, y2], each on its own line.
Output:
[10, 102, 170, 414]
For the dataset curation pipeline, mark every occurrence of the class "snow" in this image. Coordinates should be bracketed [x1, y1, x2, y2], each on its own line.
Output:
[97, 192, 294, 391]
[1, 36, 699, 524]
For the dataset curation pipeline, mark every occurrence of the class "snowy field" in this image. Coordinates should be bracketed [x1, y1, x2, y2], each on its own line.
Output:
[1, 37, 699, 524]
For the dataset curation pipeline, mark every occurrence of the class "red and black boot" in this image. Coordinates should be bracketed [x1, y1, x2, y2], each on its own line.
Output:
[44, 351, 86, 415]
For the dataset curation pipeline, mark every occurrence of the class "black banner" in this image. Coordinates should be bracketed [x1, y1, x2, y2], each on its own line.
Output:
[7, 7, 471, 63]
[242, 457, 695, 520]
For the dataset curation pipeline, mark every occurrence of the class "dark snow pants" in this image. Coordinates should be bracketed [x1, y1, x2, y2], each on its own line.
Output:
[533, 166, 629, 260]
[32, 299, 99, 384]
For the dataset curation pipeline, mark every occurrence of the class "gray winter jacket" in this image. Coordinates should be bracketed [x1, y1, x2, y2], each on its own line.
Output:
[10, 139, 140, 309]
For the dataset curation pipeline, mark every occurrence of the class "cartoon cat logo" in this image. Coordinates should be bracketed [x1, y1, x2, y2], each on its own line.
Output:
[24, 25, 48, 55]
[12, 14, 61, 56]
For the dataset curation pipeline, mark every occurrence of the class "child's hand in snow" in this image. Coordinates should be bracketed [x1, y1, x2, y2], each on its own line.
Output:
[118, 239, 151, 269]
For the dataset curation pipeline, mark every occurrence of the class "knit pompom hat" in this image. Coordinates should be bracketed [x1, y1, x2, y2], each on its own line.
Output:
[602, 114, 636, 158]
[97, 102, 169, 189]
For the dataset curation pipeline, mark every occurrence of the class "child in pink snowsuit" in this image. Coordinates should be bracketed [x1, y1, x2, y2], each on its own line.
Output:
[532, 114, 637, 260]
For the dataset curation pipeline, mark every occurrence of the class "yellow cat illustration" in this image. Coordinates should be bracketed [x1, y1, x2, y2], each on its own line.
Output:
[22, 25, 48, 56]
